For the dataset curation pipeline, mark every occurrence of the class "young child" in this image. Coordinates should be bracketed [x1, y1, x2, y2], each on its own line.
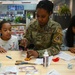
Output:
[0, 21, 19, 53]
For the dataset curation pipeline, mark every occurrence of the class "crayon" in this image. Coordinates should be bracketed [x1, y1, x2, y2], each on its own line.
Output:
[6, 55, 12, 59]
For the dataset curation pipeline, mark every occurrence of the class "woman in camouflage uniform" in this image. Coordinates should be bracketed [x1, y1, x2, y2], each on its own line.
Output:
[21, 0, 63, 58]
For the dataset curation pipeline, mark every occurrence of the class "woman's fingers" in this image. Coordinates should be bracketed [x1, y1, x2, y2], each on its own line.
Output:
[27, 51, 32, 58]
[27, 50, 39, 58]
[20, 38, 28, 48]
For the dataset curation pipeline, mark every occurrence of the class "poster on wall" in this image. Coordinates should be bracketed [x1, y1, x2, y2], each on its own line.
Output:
[7, 5, 24, 11]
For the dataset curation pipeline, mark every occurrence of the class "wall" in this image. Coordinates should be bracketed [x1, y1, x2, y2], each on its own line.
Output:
[65, 0, 75, 17]
[72, 0, 75, 16]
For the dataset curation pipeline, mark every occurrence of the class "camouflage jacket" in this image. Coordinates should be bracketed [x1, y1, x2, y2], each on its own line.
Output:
[25, 19, 63, 57]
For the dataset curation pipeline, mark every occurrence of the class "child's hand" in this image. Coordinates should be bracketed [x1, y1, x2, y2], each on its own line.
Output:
[0, 47, 7, 53]
[69, 47, 75, 53]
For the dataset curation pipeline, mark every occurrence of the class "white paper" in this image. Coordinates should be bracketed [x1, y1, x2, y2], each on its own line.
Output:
[56, 51, 74, 61]
[48, 56, 53, 65]
[34, 56, 53, 65]
[0, 66, 18, 75]
[34, 58, 43, 65]
[47, 69, 61, 75]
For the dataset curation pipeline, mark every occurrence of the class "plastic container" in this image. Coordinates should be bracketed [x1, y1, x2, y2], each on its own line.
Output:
[43, 50, 49, 67]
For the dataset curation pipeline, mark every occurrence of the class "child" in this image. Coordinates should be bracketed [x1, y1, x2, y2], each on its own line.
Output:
[61, 15, 75, 53]
[0, 21, 19, 53]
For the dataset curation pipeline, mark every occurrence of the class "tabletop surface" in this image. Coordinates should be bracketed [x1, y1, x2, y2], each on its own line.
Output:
[0, 51, 75, 75]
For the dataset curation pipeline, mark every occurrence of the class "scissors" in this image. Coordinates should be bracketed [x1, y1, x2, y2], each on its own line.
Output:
[15, 60, 36, 65]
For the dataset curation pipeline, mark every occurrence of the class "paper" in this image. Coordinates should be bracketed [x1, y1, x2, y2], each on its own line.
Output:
[34, 56, 53, 65]
[47, 69, 61, 75]
[57, 51, 74, 61]
[34, 58, 43, 65]
[0, 66, 18, 75]
[48, 56, 53, 65]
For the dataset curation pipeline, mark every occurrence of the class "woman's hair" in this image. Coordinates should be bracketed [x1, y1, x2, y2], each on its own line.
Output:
[36, 0, 54, 14]
[0, 20, 11, 30]
[66, 15, 75, 47]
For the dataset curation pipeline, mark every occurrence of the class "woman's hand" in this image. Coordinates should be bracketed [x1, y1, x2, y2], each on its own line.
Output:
[27, 50, 39, 58]
[20, 38, 28, 48]
[0, 47, 7, 53]
[69, 47, 75, 53]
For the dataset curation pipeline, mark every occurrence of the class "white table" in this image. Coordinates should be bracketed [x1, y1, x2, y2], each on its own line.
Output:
[0, 51, 75, 75]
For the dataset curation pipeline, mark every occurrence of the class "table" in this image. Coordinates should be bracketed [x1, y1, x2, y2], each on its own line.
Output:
[0, 51, 75, 75]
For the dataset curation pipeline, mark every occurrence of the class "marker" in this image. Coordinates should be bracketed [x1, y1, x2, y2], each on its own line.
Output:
[6, 55, 12, 59]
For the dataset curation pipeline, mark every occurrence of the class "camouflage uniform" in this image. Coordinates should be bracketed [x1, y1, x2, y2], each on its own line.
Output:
[25, 19, 63, 57]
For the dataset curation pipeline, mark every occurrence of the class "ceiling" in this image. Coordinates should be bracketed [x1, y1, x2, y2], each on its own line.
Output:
[0, 0, 55, 1]
[0, 0, 39, 1]
[0, 0, 62, 5]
